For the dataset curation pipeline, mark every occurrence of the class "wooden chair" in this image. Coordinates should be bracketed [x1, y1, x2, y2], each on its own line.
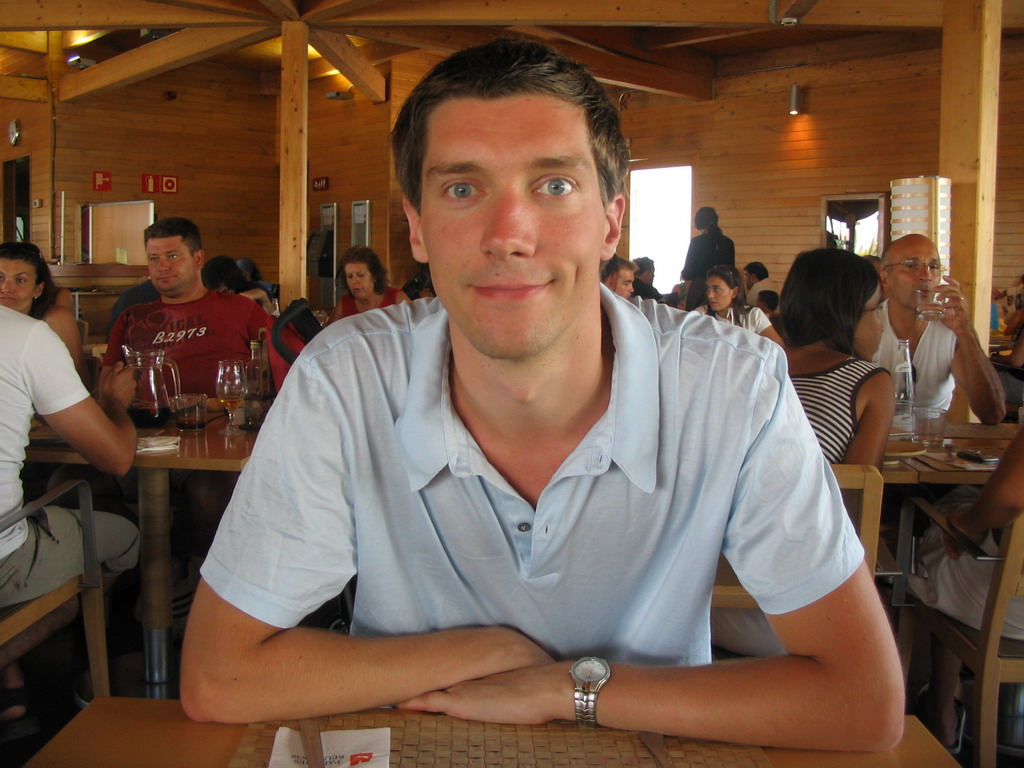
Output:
[903, 495, 1024, 768]
[0, 480, 110, 698]
[713, 464, 884, 608]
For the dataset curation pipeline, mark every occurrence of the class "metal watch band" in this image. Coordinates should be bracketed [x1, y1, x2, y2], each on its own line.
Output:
[573, 688, 598, 726]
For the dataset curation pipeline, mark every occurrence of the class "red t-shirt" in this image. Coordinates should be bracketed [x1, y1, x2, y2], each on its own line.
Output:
[336, 285, 402, 319]
[104, 291, 288, 397]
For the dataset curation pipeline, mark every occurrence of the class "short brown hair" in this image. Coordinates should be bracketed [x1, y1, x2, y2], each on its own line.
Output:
[391, 38, 629, 211]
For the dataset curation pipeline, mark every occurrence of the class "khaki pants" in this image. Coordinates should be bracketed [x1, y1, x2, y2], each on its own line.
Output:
[0, 506, 139, 608]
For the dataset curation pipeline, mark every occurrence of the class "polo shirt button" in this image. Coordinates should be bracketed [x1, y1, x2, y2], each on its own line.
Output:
[517, 522, 531, 532]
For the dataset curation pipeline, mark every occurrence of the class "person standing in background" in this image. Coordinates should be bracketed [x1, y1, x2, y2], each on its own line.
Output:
[681, 207, 734, 311]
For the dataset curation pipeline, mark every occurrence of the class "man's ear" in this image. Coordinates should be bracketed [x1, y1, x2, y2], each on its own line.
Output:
[402, 198, 429, 264]
[602, 194, 626, 258]
[193, 248, 206, 268]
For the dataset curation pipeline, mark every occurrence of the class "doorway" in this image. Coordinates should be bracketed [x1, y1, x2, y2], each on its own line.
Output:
[2, 155, 30, 241]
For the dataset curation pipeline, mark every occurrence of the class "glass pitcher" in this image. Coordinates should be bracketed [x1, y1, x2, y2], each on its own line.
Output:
[123, 346, 181, 428]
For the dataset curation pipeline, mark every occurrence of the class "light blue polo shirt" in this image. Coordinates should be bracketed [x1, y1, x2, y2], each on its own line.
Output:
[204, 287, 861, 666]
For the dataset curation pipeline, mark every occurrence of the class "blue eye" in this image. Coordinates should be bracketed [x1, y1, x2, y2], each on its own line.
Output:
[448, 183, 474, 199]
[543, 179, 572, 196]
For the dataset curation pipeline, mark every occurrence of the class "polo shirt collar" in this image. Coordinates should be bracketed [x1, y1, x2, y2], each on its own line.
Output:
[397, 287, 659, 493]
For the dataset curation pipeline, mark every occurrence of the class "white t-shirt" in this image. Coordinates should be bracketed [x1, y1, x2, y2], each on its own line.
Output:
[695, 305, 773, 335]
[0, 306, 90, 558]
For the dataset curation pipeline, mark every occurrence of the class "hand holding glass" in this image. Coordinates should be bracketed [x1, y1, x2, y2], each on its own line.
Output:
[215, 360, 247, 436]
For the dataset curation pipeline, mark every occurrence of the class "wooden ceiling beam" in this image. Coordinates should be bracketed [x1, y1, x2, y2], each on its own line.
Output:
[135, 0, 276, 21]
[0, 73, 49, 102]
[252, 0, 300, 21]
[302, 0, 390, 24]
[306, 26, 386, 101]
[639, 26, 763, 50]
[0, 0, 270, 30]
[306, 0, 980, 28]
[62, 30, 109, 49]
[346, 25, 710, 98]
[57, 25, 277, 101]
[0, 31, 48, 54]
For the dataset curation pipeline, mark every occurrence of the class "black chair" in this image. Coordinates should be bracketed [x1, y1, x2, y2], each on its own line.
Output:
[270, 298, 323, 365]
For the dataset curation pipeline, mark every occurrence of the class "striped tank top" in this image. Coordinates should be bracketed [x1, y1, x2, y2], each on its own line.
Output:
[791, 358, 885, 464]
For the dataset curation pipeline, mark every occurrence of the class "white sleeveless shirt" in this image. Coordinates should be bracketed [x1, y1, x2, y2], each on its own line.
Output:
[873, 300, 957, 409]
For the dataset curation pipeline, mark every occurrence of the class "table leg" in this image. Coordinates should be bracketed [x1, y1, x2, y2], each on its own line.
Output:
[138, 466, 173, 691]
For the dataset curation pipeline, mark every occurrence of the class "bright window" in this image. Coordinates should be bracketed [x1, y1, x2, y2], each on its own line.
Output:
[628, 166, 692, 294]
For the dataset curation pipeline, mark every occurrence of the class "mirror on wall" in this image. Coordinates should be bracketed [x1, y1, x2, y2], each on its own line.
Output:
[821, 193, 887, 257]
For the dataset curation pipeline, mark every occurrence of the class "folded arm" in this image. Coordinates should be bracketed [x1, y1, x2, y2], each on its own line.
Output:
[179, 580, 552, 723]
[401, 565, 904, 752]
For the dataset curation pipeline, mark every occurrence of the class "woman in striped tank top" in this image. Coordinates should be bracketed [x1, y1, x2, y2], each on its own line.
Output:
[779, 248, 894, 468]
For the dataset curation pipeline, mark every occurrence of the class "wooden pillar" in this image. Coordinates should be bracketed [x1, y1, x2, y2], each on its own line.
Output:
[938, 0, 1002, 420]
[278, 21, 309, 304]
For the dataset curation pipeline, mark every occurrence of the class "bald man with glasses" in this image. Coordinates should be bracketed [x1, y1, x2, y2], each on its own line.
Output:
[874, 234, 1005, 423]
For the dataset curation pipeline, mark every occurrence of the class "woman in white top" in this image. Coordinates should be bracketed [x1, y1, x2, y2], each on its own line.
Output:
[694, 264, 783, 345]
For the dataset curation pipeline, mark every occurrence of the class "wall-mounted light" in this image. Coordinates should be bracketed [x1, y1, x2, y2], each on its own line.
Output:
[325, 85, 356, 101]
[788, 84, 804, 115]
[66, 54, 96, 69]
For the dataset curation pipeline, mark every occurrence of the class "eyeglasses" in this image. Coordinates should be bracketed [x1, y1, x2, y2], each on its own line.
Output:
[885, 258, 947, 275]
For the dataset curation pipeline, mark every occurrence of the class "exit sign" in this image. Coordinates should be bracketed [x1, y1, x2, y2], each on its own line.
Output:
[312, 177, 329, 191]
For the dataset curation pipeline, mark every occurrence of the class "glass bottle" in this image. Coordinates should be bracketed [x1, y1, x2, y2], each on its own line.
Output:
[242, 338, 272, 430]
[893, 338, 915, 435]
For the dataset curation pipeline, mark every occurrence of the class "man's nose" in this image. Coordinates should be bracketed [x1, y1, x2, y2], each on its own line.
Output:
[480, 190, 536, 259]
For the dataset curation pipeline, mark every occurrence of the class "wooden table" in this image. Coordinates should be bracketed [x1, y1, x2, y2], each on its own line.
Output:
[882, 421, 1019, 485]
[882, 421, 1019, 605]
[26, 420, 256, 693]
[23, 697, 958, 768]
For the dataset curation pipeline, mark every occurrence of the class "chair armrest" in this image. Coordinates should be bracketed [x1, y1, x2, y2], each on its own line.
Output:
[3, 479, 100, 588]
[909, 495, 1001, 562]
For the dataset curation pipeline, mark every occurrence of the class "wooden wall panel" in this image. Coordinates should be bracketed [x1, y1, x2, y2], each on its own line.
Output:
[621, 39, 1024, 300]
[307, 70, 393, 302]
[1, 58, 278, 277]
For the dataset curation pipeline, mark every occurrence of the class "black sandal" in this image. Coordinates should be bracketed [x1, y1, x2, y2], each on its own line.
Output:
[0, 686, 41, 744]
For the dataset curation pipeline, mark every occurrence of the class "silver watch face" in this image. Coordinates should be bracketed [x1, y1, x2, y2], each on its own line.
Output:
[572, 657, 609, 683]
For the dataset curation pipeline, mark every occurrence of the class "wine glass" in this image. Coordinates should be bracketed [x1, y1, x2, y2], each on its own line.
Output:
[215, 359, 247, 436]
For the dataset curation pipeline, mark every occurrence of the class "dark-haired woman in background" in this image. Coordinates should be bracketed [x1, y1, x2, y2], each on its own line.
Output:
[681, 206, 734, 310]
[328, 246, 410, 323]
[0, 241, 88, 385]
[780, 247, 893, 467]
[694, 264, 783, 345]
[201, 254, 276, 315]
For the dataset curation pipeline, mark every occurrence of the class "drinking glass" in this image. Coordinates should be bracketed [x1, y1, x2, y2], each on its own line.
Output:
[215, 360, 247, 436]
[915, 287, 945, 321]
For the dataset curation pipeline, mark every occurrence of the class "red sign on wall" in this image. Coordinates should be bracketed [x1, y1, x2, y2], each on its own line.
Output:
[92, 171, 112, 191]
[141, 174, 180, 194]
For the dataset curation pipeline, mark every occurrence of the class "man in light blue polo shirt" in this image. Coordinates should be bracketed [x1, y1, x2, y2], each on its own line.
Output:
[182, 39, 903, 752]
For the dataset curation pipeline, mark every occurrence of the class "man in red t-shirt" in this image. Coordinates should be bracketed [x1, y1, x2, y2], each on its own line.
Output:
[99, 217, 284, 559]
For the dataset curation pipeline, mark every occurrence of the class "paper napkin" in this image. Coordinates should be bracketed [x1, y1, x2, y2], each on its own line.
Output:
[269, 726, 390, 767]
[136, 435, 180, 453]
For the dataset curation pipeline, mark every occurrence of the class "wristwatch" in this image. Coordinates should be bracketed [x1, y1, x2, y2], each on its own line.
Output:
[570, 656, 611, 726]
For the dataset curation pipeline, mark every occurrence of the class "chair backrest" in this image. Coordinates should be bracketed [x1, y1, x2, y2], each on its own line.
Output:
[270, 298, 323, 365]
[831, 463, 884, 573]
